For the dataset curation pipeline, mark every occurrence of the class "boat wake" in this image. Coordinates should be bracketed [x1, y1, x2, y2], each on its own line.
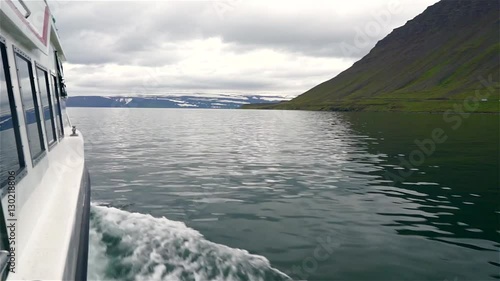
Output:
[88, 204, 292, 281]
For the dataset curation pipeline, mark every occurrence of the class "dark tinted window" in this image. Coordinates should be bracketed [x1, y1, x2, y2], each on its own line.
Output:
[61, 98, 70, 129]
[52, 75, 63, 137]
[15, 52, 45, 161]
[36, 67, 57, 145]
[0, 42, 25, 186]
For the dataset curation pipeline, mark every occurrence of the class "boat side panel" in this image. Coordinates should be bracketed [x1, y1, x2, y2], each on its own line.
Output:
[1, 0, 73, 246]
[1, 13, 83, 279]
[0, 30, 52, 259]
[63, 165, 90, 281]
[6, 131, 86, 280]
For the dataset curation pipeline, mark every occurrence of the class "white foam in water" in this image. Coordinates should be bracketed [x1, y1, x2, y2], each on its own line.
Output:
[88, 204, 291, 281]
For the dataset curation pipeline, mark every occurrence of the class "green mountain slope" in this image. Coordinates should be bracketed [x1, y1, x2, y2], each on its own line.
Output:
[244, 0, 499, 112]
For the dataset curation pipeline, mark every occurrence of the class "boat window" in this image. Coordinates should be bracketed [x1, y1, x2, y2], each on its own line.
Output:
[14, 50, 45, 162]
[61, 97, 70, 129]
[36, 66, 57, 145]
[55, 51, 67, 97]
[0, 41, 25, 188]
[51, 74, 64, 137]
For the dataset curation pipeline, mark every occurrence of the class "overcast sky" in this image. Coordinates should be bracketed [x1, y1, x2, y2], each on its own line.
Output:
[50, 0, 439, 97]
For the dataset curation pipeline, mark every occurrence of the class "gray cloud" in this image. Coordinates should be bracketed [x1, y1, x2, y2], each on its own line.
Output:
[51, 0, 439, 96]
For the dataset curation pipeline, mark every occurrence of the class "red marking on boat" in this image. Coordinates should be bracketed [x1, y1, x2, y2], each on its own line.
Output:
[4, 0, 50, 46]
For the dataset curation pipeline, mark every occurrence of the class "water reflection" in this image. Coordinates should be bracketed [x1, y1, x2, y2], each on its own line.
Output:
[343, 112, 500, 278]
[71, 108, 499, 280]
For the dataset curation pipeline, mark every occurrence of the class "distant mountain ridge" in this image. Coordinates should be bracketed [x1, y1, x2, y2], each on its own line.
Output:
[67, 95, 288, 109]
[244, 0, 499, 112]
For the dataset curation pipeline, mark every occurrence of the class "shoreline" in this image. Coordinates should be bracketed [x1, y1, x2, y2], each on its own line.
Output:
[240, 106, 500, 114]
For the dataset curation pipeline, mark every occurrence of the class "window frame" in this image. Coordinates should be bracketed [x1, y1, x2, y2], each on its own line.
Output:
[13, 46, 46, 166]
[0, 37, 27, 190]
[54, 50, 67, 98]
[34, 63, 57, 149]
[51, 73, 64, 138]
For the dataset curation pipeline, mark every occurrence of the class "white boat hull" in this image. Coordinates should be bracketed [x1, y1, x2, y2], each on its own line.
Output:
[0, 0, 90, 279]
